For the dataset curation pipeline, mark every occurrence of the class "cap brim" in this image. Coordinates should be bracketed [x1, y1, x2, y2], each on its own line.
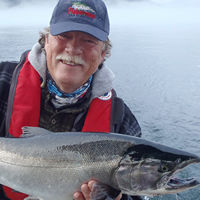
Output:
[50, 22, 108, 42]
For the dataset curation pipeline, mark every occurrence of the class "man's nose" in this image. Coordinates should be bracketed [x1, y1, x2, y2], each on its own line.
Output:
[64, 39, 82, 55]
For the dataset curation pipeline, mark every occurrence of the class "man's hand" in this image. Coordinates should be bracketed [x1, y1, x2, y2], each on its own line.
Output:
[73, 180, 122, 200]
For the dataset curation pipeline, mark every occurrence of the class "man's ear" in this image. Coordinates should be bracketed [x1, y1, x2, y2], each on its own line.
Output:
[44, 34, 50, 52]
[100, 50, 106, 64]
[45, 34, 49, 44]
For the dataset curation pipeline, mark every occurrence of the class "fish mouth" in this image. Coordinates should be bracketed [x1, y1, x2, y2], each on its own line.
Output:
[166, 177, 199, 190]
[153, 175, 199, 196]
[157, 157, 200, 193]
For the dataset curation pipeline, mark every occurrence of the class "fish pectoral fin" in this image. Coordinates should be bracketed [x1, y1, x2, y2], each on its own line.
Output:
[90, 182, 121, 200]
[21, 126, 53, 138]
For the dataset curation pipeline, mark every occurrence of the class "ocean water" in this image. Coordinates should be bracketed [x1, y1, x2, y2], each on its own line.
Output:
[0, 23, 200, 200]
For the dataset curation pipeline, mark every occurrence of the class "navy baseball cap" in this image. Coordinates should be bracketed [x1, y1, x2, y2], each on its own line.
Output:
[50, 0, 110, 42]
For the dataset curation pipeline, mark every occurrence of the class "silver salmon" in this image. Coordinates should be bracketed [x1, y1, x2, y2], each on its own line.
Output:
[0, 127, 199, 200]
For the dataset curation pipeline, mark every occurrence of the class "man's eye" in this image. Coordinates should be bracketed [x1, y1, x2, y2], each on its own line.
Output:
[57, 34, 69, 40]
[85, 39, 97, 44]
[87, 40, 94, 43]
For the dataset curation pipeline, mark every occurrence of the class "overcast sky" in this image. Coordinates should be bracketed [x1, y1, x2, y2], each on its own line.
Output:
[0, 0, 199, 27]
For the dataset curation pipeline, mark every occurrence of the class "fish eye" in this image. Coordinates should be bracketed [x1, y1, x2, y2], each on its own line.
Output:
[158, 163, 169, 173]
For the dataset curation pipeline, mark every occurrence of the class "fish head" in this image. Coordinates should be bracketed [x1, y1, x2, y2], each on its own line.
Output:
[115, 144, 200, 196]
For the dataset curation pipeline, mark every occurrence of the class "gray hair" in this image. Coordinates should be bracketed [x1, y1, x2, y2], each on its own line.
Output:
[38, 27, 112, 62]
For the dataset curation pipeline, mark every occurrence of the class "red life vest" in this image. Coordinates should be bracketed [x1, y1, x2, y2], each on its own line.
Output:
[4, 53, 113, 200]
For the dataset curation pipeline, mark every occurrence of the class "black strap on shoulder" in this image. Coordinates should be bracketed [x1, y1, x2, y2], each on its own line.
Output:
[5, 50, 30, 138]
[110, 90, 125, 133]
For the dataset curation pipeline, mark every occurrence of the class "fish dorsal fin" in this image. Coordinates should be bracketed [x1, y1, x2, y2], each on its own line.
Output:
[21, 126, 52, 138]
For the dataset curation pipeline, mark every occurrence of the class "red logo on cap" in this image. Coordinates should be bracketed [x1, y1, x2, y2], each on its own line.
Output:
[68, 2, 96, 19]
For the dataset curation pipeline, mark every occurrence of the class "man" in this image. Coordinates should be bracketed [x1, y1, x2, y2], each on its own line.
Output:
[0, 0, 142, 199]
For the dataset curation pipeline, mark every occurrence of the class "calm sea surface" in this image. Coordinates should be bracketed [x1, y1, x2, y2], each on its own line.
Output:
[0, 23, 200, 200]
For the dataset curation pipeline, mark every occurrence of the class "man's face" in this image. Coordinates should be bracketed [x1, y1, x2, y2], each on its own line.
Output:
[45, 31, 106, 93]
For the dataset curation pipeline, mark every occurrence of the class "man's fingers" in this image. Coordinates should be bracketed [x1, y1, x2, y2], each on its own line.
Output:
[88, 180, 97, 191]
[74, 180, 122, 200]
[73, 180, 97, 200]
[73, 191, 84, 200]
[73, 182, 93, 200]
[81, 183, 91, 200]
[115, 193, 122, 200]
